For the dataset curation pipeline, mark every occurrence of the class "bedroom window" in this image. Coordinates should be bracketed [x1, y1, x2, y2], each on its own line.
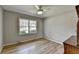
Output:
[29, 20, 37, 34]
[19, 18, 37, 35]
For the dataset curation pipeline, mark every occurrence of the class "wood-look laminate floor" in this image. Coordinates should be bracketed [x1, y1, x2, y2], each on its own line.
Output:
[2, 39, 64, 54]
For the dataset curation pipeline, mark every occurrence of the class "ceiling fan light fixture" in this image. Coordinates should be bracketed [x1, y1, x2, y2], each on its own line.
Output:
[37, 10, 43, 15]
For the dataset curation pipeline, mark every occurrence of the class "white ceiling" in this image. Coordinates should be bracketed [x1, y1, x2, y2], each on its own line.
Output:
[2, 5, 75, 18]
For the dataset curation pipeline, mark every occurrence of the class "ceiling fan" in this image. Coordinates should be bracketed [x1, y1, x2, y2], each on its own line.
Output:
[34, 5, 48, 15]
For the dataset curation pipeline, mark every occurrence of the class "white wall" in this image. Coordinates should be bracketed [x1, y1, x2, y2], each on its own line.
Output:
[3, 11, 44, 46]
[44, 6, 78, 44]
[0, 7, 3, 53]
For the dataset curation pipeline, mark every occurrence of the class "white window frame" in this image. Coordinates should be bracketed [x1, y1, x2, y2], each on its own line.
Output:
[19, 18, 37, 35]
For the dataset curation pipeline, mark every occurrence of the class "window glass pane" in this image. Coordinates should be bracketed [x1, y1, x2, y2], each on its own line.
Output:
[19, 18, 28, 27]
[29, 20, 37, 33]
[30, 27, 37, 33]
[19, 27, 29, 34]
[30, 20, 37, 26]
[20, 27, 28, 31]
[19, 18, 29, 35]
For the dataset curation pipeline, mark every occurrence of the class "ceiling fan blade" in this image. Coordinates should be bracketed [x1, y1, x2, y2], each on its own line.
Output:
[43, 9, 48, 11]
[35, 5, 39, 10]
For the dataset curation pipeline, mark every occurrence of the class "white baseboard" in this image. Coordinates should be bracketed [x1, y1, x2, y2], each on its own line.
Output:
[3, 37, 43, 46]
[3, 41, 18, 47]
[48, 39, 63, 45]
[3, 36, 64, 47]
[44, 37, 63, 45]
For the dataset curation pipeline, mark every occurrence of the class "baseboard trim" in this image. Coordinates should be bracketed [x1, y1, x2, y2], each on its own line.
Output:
[3, 37, 63, 48]
[3, 42, 17, 47]
[48, 39, 63, 45]
[3, 37, 43, 47]
[44, 37, 63, 45]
